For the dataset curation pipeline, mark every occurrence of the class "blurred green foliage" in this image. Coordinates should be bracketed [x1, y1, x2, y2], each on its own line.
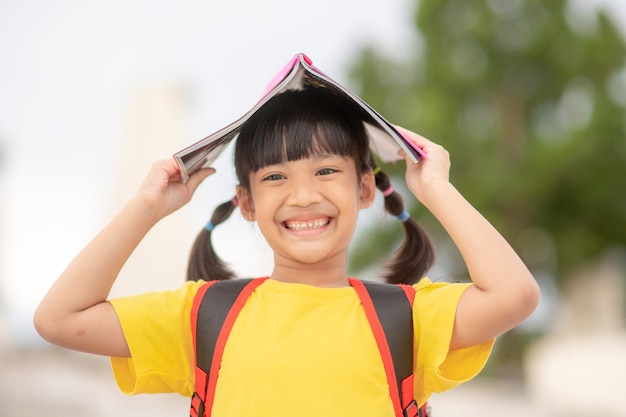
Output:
[348, 0, 626, 283]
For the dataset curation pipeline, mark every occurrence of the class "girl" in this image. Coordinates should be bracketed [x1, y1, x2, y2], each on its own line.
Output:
[34, 87, 540, 416]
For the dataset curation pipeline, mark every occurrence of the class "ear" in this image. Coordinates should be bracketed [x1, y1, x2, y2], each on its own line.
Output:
[236, 185, 256, 221]
[359, 172, 376, 209]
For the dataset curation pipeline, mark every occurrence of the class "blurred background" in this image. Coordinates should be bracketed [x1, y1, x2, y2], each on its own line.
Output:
[1, 0, 625, 416]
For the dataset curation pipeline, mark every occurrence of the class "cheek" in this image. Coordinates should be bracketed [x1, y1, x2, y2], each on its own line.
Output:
[248, 193, 278, 223]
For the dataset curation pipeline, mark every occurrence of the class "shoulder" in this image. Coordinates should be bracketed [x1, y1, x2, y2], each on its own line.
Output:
[411, 277, 473, 328]
[413, 277, 472, 303]
[109, 281, 207, 397]
[411, 278, 492, 404]
[110, 280, 207, 320]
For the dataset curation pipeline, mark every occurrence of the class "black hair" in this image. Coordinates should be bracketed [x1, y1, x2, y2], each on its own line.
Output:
[187, 87, 435, 284]
[235, 88, 372, 189]
[373, 168, 435, 283]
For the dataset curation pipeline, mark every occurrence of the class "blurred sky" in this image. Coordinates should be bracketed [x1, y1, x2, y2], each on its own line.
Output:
[0, 0, 419, 344]
[1, 0, 625, 344]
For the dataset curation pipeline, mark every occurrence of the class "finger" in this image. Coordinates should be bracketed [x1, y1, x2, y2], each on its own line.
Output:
[398, 149, 422, 168]
[398, 149, 411, 163]
[160, 158, 185, 176]
[394, 126, 434, 148]
[186, 167, 216, 192]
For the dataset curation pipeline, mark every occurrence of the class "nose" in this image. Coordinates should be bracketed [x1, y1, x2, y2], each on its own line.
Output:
[285, 176, 322, 207]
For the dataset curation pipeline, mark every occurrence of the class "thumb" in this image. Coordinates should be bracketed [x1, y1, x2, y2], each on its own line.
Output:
[186, 167, 216, 193]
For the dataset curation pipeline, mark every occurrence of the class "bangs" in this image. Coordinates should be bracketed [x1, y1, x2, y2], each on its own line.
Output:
[235, 87, 372, 187]
[242, 114, 358, 168]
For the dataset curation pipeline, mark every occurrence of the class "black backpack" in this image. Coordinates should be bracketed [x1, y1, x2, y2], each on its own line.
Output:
[189, 278, 429, 417]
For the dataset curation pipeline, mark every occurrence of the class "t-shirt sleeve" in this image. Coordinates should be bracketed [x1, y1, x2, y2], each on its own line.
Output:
[108, 280, 204, 397]
[412, 279, 494, 405]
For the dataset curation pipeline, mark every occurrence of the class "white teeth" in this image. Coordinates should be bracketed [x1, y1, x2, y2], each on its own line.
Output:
[285, 218, 329, 230]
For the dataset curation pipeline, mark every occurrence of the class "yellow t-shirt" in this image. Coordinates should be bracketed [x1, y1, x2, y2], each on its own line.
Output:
[110, 278, 493, 416]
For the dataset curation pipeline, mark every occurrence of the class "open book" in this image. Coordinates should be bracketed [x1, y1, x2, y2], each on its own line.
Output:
[174, 53, 425, 182]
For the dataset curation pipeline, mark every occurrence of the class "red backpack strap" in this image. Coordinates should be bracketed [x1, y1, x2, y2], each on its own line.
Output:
[349, 278, 424, 417]
[396, 285, 430, 417]
[190, 280, 217, 417]
[190, 278, 267, 417]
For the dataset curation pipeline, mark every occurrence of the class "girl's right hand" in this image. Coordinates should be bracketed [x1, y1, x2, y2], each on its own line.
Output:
[34, 157, 215, 357]
[136, 158, 215, 220]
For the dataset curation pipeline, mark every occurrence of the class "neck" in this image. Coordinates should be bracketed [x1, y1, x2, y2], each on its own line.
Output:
[270, 262, 350, 288]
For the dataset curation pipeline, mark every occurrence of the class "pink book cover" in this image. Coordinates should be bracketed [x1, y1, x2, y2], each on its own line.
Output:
[174, 53, 424, 182]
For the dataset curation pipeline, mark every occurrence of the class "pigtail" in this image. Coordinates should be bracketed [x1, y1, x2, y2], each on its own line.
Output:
[186, 197, 238, 282]
[374, 168, 435, 285]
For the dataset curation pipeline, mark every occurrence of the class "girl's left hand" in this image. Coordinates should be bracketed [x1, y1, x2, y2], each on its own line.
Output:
[396, 127, 540, 351]
[395, 126, 451, 204]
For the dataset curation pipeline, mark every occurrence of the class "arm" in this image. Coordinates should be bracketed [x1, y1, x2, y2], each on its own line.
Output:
[397, 127, 540, 350]
[33, 159, 214, 357]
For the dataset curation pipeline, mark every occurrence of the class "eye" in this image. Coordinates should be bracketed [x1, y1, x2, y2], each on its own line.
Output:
[316, 167, 338, 176]
[262, 173, 286, 181]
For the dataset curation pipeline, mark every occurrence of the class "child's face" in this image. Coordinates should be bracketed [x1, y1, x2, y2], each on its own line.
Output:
[237, 154, 375, 269]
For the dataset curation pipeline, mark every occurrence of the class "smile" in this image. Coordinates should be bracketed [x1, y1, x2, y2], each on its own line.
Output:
[283, 217, 331, 231]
